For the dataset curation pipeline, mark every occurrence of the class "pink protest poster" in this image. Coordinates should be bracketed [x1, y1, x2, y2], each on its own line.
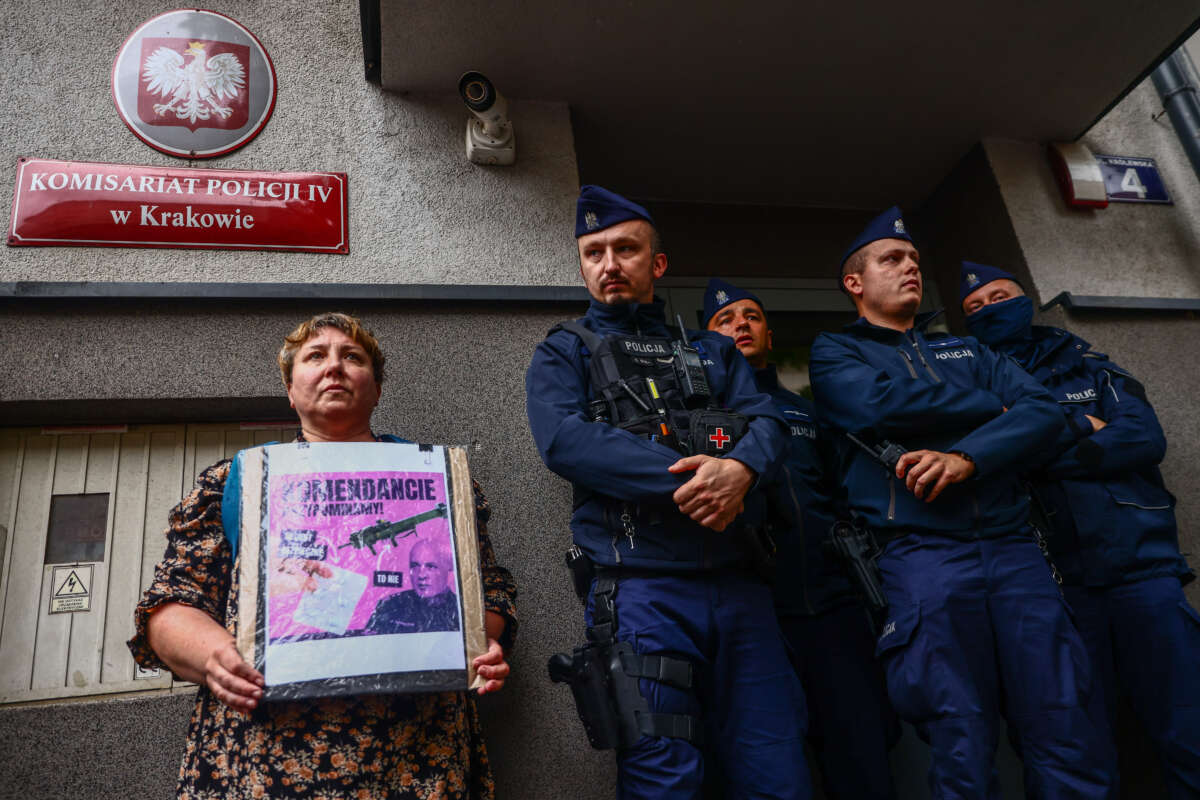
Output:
[233, 441, 487, 700]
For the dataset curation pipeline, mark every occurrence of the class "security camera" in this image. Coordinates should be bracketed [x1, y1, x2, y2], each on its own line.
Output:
[458, 71, 515, 166]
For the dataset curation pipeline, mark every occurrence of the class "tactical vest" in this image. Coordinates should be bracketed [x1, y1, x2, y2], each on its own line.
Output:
[554, 320, 748, 459]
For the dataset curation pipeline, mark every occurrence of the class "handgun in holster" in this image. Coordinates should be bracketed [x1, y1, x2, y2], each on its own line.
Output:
[823, 518, 888, 627]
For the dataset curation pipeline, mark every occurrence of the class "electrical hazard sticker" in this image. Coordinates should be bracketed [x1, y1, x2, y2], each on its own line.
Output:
[50, 565, 93, 614]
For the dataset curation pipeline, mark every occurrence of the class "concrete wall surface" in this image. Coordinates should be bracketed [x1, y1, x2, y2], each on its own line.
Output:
[0, 693, 192, 799]
[0, 1, 579, 286]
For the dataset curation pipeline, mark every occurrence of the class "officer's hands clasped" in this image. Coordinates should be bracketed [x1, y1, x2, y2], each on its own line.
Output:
[895, 450, 976, 502]
[669, 455, 755, 531]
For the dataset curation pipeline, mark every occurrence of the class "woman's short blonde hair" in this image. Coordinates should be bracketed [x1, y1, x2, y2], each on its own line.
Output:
[278, 312, 386, 387]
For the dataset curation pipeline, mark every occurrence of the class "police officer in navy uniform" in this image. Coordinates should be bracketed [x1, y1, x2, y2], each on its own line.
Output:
[809, 207, 1117, 798]
[961, 261, 1200, 797]
[704, 278, 899, 800]
[526, 186, 811, 799]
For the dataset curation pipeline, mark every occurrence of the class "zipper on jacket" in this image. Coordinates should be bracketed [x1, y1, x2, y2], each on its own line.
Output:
[897, 348, 919, 378]
[887, 475, 897, 521]
[908, 331, 943, 382]
[1102, 370, 1120, 403]
[1113, 499, 1171, 511]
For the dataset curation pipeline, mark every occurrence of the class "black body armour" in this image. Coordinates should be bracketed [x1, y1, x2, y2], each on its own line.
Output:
[555, 320, 748, 458]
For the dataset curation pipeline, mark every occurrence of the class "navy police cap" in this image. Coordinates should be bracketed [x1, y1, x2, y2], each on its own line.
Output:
[702, 278, 765, 328]
[576, 185, 655, 238]
[839, 206, 914, 270]
[960, 260, 1020, 304]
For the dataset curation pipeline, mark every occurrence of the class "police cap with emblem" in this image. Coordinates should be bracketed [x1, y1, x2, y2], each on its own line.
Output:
[702, 278, 765, 328]
[959, 260, 1021, 304]
[839, 206, 914, 271]
[575, 185, 656, 238]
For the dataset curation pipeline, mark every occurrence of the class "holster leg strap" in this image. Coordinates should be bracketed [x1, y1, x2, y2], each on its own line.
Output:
[637, 711, 699, 743]
[618, 651, 694, 690]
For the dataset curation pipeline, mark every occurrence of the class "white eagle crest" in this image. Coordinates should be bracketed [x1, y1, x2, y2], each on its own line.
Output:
[142, 41, 245, 124]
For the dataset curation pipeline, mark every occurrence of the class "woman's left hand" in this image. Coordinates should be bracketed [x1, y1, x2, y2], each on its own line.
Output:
[473, 638, 510, 695]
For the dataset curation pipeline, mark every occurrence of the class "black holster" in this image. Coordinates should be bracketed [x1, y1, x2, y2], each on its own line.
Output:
[547, 575, 698, 750]
[823, 519, 888, 627]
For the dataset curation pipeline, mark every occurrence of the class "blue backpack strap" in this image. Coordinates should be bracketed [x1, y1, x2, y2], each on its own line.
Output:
[378, 434, 411, 444]
[222, 443, 278, 562]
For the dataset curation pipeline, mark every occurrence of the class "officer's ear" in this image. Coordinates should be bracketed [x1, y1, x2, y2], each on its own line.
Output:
[767, 329, 773, 353]
[842, 270, 864, 300]
[652, 252, 668, 280]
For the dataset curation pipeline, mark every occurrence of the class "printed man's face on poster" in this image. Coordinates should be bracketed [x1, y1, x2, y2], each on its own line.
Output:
[408, 540, 450, 598]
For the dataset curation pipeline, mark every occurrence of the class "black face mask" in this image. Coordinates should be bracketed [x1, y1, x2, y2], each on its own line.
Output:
[965, 295, 1034, 345]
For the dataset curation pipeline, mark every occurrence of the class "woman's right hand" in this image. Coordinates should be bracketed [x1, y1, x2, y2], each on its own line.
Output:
[204, 639, 265, 712]
[146, 603, 266, 713]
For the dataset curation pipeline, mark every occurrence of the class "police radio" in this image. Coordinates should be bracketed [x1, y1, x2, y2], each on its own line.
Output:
[672, 314, 711, 408]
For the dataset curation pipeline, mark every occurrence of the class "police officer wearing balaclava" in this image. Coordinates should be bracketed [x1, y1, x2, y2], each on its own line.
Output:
[526, 186, 811, 799]
[808, 208, 1117, 798]
[962, 261, 1200, 796]
[705, 278, 899, 800]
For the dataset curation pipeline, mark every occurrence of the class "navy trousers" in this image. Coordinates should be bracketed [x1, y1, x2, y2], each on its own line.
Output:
[1064, 577, 1200, 799]
[876, 531, 1117, 800]
[586, 572, 811, 800]
[778, 605, 899, 799]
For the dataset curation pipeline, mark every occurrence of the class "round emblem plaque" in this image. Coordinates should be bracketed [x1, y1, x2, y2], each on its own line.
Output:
[111, 9, 277, 159]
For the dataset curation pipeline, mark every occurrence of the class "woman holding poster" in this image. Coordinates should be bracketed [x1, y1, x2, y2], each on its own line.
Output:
[129, 312, 517, 800]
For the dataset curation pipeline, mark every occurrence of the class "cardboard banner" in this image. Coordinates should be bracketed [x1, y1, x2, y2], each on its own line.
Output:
[8, 158, 348, 254]
[235, 441, 486, 700]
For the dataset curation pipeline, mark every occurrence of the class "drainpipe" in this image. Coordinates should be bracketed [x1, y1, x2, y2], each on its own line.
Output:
[1152, 47, 1200, 180]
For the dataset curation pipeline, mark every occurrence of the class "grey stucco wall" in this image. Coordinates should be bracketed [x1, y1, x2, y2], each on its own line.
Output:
[0, 2, 579, 286]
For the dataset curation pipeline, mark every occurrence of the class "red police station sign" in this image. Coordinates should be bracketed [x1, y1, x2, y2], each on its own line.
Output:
[8, 158, 348, 254]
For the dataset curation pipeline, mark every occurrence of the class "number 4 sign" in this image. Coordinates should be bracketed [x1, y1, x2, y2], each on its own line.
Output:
[1095, 154, 1172, 204]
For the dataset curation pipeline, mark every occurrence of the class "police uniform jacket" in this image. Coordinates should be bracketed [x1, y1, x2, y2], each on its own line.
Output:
[809, 312, 1064, 540]
[1000, 326, 1192, 587]
[755, 365, 857, 616]
[526, 298, 788, 570]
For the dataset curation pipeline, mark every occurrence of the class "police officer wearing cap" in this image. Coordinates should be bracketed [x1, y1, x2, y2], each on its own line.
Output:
[704, 278, 899, 800]
[961, 261, 1200, 796]
[808, 208, 1117, 798]
[526, 186, 811, 799]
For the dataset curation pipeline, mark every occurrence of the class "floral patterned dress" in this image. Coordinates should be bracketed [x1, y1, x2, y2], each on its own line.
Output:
[129, 455, 518, 800]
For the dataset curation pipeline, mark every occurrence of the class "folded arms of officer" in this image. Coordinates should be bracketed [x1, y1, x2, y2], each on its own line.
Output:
[1037, 360, 1167, 480]
[527, 329, 787, 530]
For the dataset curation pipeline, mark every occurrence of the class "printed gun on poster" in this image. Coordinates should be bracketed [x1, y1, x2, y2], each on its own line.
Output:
[338, 504, 449, 554]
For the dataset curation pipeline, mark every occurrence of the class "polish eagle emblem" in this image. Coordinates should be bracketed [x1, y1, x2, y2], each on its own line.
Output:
[142, 41, 246, 127]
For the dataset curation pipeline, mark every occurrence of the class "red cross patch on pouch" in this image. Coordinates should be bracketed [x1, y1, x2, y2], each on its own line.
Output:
[708, 427, 731, 449]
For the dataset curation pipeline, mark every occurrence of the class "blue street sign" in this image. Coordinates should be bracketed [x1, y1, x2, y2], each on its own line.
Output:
[1094, 154, 1172, 204]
